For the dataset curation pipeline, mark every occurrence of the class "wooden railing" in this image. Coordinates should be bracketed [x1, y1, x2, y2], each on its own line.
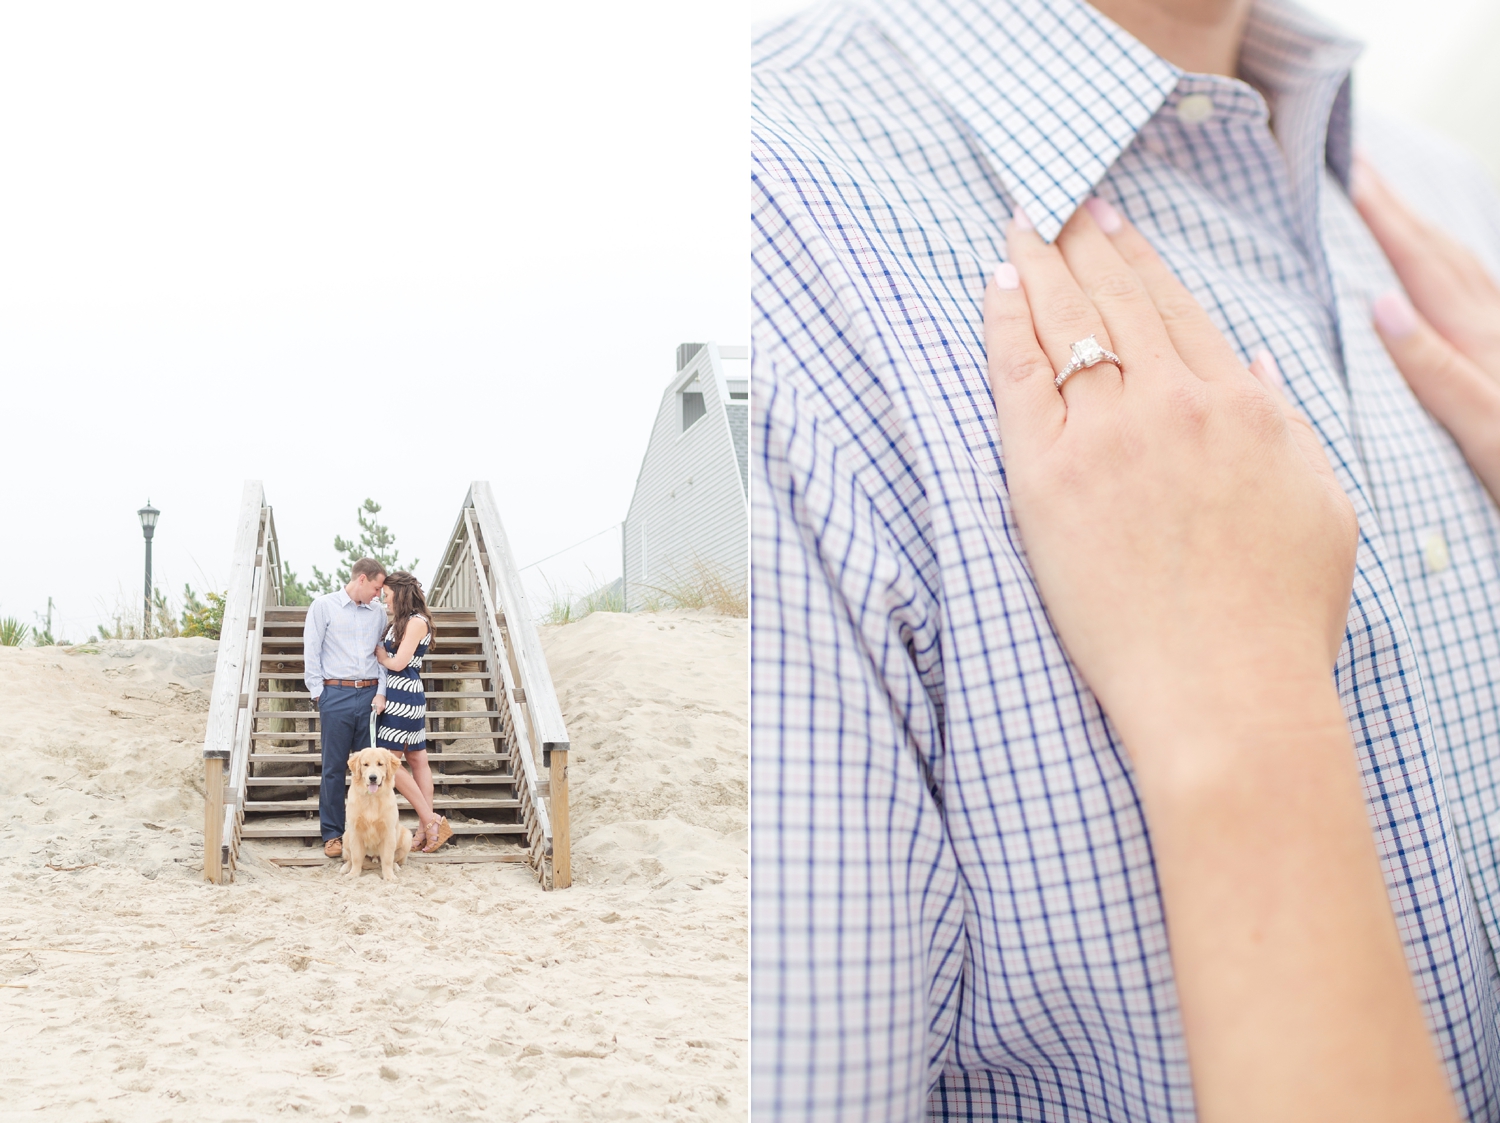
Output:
[202, 480, 569, 888]
[429, 482, 572, 888]
[202, 481, 282, 884]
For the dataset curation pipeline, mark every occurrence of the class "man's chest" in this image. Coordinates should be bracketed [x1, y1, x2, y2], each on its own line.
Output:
[763, 91, 1500, 1083]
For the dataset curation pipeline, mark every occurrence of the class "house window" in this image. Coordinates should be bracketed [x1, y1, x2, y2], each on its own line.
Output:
[682, 391, 706, 431]
[727, 379, 748, 400]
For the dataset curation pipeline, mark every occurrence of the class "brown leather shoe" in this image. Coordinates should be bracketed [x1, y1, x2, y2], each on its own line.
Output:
[324, 838, 342, 858]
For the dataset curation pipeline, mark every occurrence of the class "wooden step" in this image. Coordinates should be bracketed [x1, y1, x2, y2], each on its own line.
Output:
[247, 691, 498, 701]
[245, 796, 520, 812]
[249, 751, 511, 763]
[249, 728, 501, 734]
[259, 652, 490, 662]
[252, 710, 504, 722]
[246, 773, 516, 787]
[257, 674, 499, 683]
[267, 852, 528, 867]
[262, 609, 480, 620]
[241, 820, 526, 838]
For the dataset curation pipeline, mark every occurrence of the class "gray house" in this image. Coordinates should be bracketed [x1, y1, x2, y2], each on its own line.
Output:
[622, 342, 748, 609]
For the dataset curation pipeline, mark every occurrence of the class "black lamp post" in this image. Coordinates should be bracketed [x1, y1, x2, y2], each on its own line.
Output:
[138, 500, 159, 638]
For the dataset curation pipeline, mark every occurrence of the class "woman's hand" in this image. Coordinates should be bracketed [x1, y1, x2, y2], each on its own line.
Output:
[985, 199, 1456, 1123]
[373, 642, 393, 670]
[1352, 159, 1500, 502]
[988, 199, 1357, 759]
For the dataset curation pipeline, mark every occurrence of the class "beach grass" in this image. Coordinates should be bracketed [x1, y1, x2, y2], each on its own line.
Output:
[634, 560, 747, 618]
[543, 570, 625, 626]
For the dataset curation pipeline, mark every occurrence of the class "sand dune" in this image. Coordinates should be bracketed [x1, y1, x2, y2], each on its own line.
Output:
[0, 610, 747, 1122]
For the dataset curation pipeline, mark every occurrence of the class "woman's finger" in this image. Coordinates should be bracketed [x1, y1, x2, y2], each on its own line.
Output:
[1352, 159, 1500, 372]
[1373, 289, 1500, 449]
[985, 262, 1066, 466]
[1053, 199, 1187, 389]
[1099, 214, 1248, 383]
[1248, 350, 1342, 487]
[1007, 209, 1122, 410]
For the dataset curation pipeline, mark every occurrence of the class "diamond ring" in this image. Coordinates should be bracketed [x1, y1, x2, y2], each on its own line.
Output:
[1054, 334, 1123, 389]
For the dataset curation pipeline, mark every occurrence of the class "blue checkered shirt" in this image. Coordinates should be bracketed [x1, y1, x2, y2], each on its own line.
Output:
[751, 0, 1500, 1119]
[303, 589, 389, 701]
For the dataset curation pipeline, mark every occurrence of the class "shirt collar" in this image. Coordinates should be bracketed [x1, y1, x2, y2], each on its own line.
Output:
[868, 0, 1360, 241]
[334, 589, 355, 608]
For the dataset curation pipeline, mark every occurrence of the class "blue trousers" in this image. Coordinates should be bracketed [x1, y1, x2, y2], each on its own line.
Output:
[319, 684, 376, 842]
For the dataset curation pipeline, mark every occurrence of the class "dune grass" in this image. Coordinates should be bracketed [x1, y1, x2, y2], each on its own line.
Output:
[543, 571, 625, 626]
[634, 560, 747, 618]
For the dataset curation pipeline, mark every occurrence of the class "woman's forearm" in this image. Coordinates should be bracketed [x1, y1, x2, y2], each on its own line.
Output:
[986, 197, 1460, 1120]
[1127, 676, 1456, 1123]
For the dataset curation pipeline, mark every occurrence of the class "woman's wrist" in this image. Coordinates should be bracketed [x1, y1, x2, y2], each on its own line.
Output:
[1110, 658, 1348, 800]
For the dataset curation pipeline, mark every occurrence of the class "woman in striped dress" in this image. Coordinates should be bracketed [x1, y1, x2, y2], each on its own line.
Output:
[374, 571, 451, 852]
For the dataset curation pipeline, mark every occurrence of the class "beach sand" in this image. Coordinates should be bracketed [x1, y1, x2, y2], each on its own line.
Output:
[0, 610, 747, 1122]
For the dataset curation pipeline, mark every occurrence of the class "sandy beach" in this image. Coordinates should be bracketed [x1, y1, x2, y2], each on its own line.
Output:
[0, 610, 747, 1122]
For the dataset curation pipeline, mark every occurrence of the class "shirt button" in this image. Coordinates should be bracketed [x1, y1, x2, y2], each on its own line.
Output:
[1176, 94, 1215, 124]
[1422, 529, 1450, 574]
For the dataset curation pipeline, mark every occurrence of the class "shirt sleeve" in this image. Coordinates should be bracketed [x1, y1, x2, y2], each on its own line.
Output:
[750, 345, 964, 1121]
[303, 598, 325, 699]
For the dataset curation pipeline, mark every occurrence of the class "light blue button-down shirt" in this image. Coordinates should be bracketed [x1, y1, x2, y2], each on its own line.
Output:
[303, 589, 388, 701]
[753, 0, 1500, 1119]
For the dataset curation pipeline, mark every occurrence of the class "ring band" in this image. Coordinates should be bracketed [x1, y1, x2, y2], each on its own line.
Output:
[1054, 334, 1123, 389]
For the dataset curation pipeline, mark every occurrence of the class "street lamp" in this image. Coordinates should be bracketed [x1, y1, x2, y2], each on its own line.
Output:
[138, 500, 159, 638]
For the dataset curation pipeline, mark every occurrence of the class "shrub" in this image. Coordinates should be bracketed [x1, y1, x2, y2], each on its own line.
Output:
[34, 598, 59, 645]
[153, 588, 181, 638]
[181, 586, 227, 639]
[0, 617, 29, 646]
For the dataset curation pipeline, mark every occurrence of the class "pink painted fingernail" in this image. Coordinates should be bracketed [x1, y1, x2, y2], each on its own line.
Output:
[993, 262, 1019, 290]
[1084, 197, 1122, 234]
[1250, 348, 1282, 390]
[1373, 290, 1418, 340]
[1010, 205, 1033, 232]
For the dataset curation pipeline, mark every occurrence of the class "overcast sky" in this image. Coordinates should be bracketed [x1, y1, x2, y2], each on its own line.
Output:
[0, 3, 744, 640]
[7, 1, 1495, 641]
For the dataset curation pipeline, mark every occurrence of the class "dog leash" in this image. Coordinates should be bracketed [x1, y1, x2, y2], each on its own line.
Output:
[369, 705, 378, 750]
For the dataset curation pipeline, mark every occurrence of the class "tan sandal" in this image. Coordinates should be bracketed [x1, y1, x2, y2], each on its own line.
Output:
[432, 816, 454, 852]
[420, 818, 442, 853]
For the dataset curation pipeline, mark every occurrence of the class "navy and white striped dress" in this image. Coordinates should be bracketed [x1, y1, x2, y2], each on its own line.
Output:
[375, 615, 428, 755]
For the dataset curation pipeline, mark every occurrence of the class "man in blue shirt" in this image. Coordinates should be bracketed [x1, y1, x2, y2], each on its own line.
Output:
[753, 0, 1500, 1117]
[303, 557, 389, 859]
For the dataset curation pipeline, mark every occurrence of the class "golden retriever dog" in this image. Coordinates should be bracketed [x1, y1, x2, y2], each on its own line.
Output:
[341, 747, 412, 881]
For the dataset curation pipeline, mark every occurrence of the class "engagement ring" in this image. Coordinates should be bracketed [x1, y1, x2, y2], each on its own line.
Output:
[1054, 334, 1123, 389]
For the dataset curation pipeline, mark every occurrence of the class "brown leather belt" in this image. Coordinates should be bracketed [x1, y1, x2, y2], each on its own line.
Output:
[322, 679, 377, 688]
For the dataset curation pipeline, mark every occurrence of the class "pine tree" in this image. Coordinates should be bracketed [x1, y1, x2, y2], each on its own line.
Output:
[309, 499, 416, 594]
[279, 564, 315, 606]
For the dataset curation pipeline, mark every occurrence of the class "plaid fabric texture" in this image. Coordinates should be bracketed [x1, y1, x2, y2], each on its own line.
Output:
[751, 0, 1500, 1119]
[302, 589, 389, 699]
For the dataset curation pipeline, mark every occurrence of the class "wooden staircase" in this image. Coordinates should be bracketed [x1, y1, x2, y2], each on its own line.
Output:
[242, 605, 528, 842]
[201, 482, 570, 888]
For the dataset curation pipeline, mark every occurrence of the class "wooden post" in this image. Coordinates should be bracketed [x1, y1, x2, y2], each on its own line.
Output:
[550, 749, 571, 889]
[204, 750, 228, 884]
